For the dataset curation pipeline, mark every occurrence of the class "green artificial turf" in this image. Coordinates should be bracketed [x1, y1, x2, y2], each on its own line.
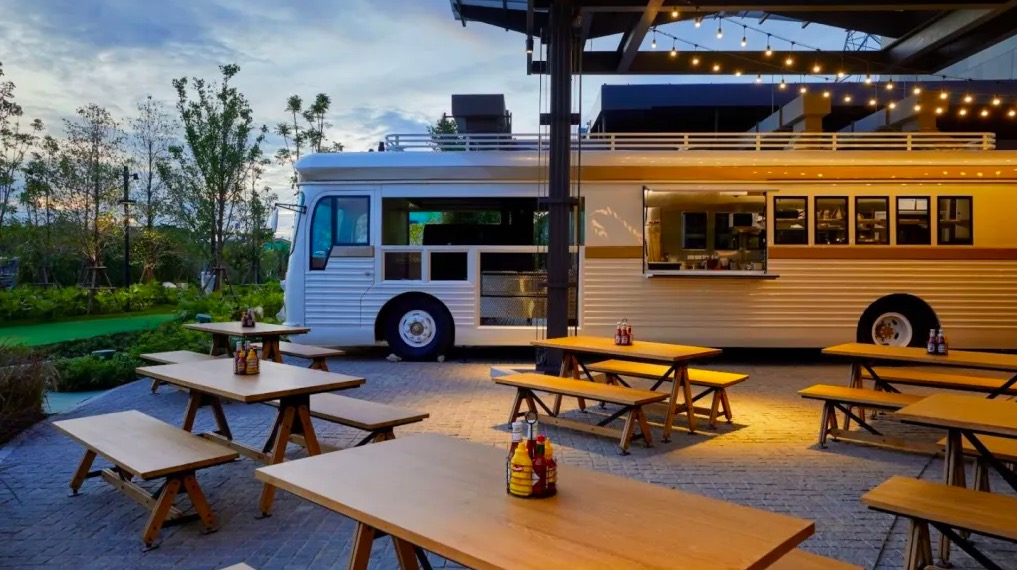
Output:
[0, 312, 177, 347]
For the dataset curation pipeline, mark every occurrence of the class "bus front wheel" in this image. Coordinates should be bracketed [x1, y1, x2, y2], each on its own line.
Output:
[384, 297, 453, 361]
[857, 296, 938, 348]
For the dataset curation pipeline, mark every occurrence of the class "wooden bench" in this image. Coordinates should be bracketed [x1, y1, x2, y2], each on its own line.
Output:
[53, 410, 238, 549]
[862, 367, 1017, 396]
[936, 434, 1017, 493]
[798, 385, 933, 452]
[141, 351, 221, 394]
[587, 360, 748, 428]
[493, 373, 669, 454]
[253, 341, 345, 371]
[220, 564, 256, 570]
[862, 475, 1017, 570]
[769, 549, 862, 570]
[268, 394, 428, 451]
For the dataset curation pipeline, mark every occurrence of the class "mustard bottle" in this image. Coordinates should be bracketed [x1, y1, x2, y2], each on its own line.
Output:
[246, 341, 260, 375]
[508, 439, 534, 497]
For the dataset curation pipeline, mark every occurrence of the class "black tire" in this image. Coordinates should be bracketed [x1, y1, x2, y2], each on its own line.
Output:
[384, 296, 453, 361]
[856, 297, 938, 348]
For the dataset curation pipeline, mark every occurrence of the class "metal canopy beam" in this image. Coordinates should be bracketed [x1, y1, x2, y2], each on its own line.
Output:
[886, 1, 1017, 69]
[616, 0, 664, 72]
[531, 50, 894, 75]
[536, 0, 1006, 11]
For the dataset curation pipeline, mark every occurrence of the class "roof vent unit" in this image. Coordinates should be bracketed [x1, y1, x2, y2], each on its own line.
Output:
[450, 94, 512, 134]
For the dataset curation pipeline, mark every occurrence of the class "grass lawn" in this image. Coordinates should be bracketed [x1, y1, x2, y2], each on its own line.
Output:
[0, 312, 178, 346]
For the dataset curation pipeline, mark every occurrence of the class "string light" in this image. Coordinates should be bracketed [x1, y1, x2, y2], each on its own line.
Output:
[843, 94, 852, 103]
[869, 97, 878, 107]
[837, 70, 846, 79]
[964, 94, 973, 103]
[799, 85, 808, 94]
[764, 35, 772, 56]
[713, 62, 721, 72]
[992, 97, 1002, 106]
[888, 101, 897, 109]
[1009, 109, 1016, 118]
[716, 18, 724, 39]
[734, 69, 742, 76]
[779, 77, 787, 90]
[822, 90, 831, 98]
[865, 74, 872, 85]
[785, 54, 794, 67]
[913, 86, 922, 95]
[935, 107, 944, 115]
[914, 104, 922, 112]
[940, 92, 949, 100]
[959, 108, 968, 116]
[741, 27, 747, 47]
[980, 108, 989, 117]
[885, 81, 894, 91]
[755, 73, 763, 83]
[670, 39, 678, 57]
[691, 54, 700, 66]
[812, 62, 822, 73]
[671, 7, 679, 18]
[694, 16, 702, 27]
[651, 29, 657, 49]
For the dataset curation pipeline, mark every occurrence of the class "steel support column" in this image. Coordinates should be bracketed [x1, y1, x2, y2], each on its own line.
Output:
[544, 0, 575, 373]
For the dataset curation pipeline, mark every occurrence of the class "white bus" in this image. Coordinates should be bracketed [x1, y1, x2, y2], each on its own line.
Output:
[280, 131, 1017, 360]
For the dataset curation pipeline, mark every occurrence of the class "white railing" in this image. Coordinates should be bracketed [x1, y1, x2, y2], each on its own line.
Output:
[385, 131, 996, 152]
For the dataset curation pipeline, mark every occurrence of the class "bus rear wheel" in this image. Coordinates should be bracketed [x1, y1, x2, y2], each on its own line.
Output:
[384, 297, 452, 361]
[857, 296, 938, 348]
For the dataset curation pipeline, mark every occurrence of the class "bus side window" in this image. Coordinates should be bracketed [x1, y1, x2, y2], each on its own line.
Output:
[336, 197, 370, 245]
[310, 198, 334, 270]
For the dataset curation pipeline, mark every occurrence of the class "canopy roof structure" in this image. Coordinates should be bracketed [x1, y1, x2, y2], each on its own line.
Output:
[451, 0, 1017, 76]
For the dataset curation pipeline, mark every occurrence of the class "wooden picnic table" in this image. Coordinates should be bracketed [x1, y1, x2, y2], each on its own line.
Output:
[822, 343, 1017, 399]
[136, 358, 364, 516]
[255, 433, 814, 570]
[531, 336, 721, 437]
[184, 321, 311, 363]
[895, 393, 1017, 564]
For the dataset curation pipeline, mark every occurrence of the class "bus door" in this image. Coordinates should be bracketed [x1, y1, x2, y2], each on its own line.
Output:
[305, 191, 377, 327]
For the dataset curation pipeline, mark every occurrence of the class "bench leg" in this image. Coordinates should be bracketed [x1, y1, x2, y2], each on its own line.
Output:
[181, 473, 217, 533]
[150, 378, 162, 394]
[635, 408, 653, 448]
[708, 392, 721, 429]
[618, 408, 638, 455]
[348, 522, 376, 570]
[974, 459, 991, 493]
[68, 449, 97, 496]
[818, 402, 833, 448]
[720, 390, 733, 423]
[142, 476, 182, 550]
[904, 519, 932, 570]
[258, 405, 297, 517]
[310, 357, 329, 371]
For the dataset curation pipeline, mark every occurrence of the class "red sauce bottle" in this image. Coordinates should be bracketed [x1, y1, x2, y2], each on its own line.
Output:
[532, 436, 548, 497]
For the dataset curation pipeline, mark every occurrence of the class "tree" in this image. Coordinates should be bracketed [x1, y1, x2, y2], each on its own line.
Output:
[274, 93, 343, 186]
[57, 104, 126, 307]
[159, 64, 267, 292]
[129, 96, 176, 282]
[0, 61, 44, 244]
[18, 136, 61, 284]
[231, 159, 275, 284]
[427, 115, 463, 151]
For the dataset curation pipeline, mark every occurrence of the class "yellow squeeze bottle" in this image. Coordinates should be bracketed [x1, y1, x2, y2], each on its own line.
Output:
[246, 343, 260, 375]
[508, 439, 534, 497]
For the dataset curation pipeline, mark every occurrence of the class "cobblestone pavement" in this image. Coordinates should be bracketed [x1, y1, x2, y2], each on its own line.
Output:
[1, 351, 1014, 570]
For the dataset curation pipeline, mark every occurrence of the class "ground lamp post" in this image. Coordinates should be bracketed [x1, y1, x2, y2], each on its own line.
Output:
[119, 166, 138, 309]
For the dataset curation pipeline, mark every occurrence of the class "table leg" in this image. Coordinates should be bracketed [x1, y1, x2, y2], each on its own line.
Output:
[662, 365, 692, 442]
[939, 429, 965, 566]
[210, 334, 232, 357]
[262, 337, 284, 363]
[181, 392, 233, 439]
[182, 392, 202, 432]
[348, 522, 376, 570]
[68, 449, 97, 496]
[678, 366, 697, 434]
[844, 363, 864, 431]
[393, 537, 421, 570]
[258, 405, 297, 517]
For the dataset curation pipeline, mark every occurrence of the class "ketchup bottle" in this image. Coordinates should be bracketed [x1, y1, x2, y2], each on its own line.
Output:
[532, 436, 548, 497]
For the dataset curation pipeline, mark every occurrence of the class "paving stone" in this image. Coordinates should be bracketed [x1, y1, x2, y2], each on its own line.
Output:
[0, 352, 1014, 569]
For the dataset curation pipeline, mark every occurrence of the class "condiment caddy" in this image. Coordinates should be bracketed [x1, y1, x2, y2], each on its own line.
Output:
[506, 414, 557, 499]
[233, 340, 261, 375]
[240, 308, 257, 328]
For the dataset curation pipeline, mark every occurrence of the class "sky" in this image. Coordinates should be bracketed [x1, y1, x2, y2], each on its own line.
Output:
[0, 0, 849, 221]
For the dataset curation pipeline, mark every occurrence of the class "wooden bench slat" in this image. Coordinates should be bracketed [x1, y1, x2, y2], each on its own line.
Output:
[863, 367, 1017, 395]
[936, 434, 1017, 462]
[587, 360, 748, 388]
[797, 385, 925, 409]
[53, 410, 238, 480]
[277, 341, 345, 359]
[769, 549, 862, 570]
[494, 373, 669, 406]
[862, 476, 1017, 542]
[140, 351, 221, 365]
[269, 394, 429, 431]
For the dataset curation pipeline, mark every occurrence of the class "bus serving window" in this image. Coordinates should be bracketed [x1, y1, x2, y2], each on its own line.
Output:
[309, 196, 371, 270]
[855, 197, 889, 245]
[938, 197, 973, 245]
[773, 197, 808, 245]
[897, 197, 931, 245]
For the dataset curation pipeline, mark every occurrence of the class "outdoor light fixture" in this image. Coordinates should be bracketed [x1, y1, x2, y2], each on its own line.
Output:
[843, 94, 852, 103]
[741, 26, 747, 47]
[713, 63, 721, 72]
[734, 69, 742, 76]
[779, 77, 787, 89]
[799, 85, 808, 94]
[837, 70, 846, 79]
[822, 90, 830, 98]
[981, 109, 989, 117]
[992, 97, 1002, 106]
[671, 7, 679, 18]
[755, 74, 762, 83]
[670, 39, 677, 57]
[885, 81, 894, 90]
[694, 16, 702, 27]
[691, 55, 700, 66]
[914, 104, 922, 112]
[785, 54, 794, 67]
[525, 37, 533, 55]
[964, 94, 973, 103]
[913, 86, 922, 95]
[651, 30, 657, 49]
[716, 22, 723, 39]
[865, 74, 872, 84]
[1009, 109, 1016, 118]
[888, 102, 896, 109]
[959, 108, 968, 116]
[812, 63, 821, 74]
[940, 92, 949, 100]
[869, 98, 878, 106]
[935, 107, 944, 115]
[764, 35, 772, 56]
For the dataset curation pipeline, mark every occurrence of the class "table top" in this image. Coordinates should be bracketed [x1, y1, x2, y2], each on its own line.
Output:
[136, 359, 364, 403]
[183, 321, 310, 337]
[896, 393, 1017, 439]
[255, 434, 813, 570]
[822, 342, 1017, 372]
[531, 336, 721, 363]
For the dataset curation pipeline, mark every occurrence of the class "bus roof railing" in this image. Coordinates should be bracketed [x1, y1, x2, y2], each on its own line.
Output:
[384, 132, 996, 152]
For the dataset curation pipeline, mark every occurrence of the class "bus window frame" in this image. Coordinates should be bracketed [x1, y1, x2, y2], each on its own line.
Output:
[773, 196, 809, 245]
[813, 196, 849, 246]
[854, 196, 890, 246]
[896, 195, 932, 246]
[308, 195, 373, 270]
[937, 196, 974, 246]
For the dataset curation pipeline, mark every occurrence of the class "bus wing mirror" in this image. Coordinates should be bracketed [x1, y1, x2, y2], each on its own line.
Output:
[269, 207, 279, 233]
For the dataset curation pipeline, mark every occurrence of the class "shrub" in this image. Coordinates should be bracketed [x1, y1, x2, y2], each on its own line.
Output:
[53, 353, 141, 392]
[0, 343, 57, 444]
[38, 331, 149, 359]
[130, 322, 210, 356]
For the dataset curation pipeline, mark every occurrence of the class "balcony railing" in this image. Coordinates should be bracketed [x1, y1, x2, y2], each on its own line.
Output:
[384, 131, 996, 152]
